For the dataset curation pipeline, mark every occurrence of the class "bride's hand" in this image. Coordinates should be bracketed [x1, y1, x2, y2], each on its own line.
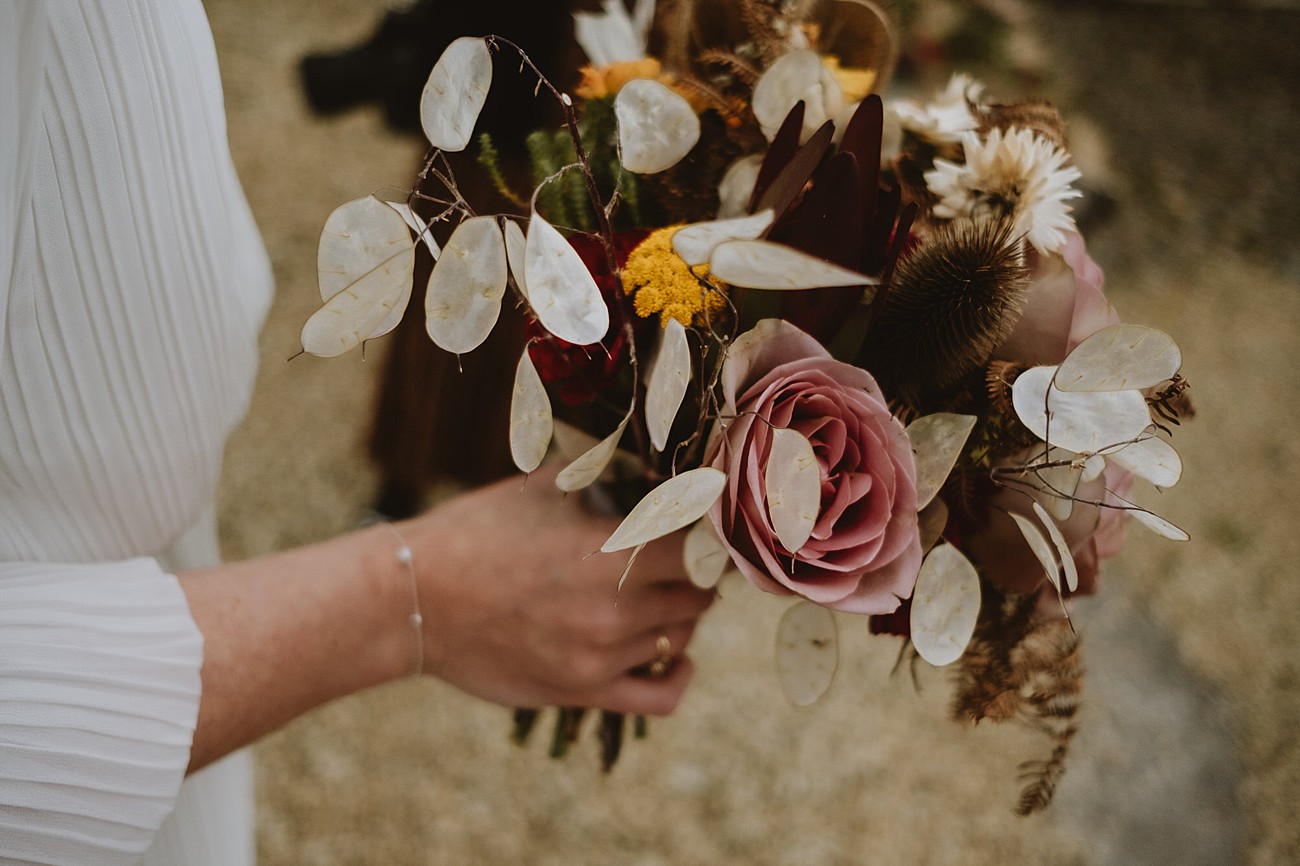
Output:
[399, 465, 714, 716]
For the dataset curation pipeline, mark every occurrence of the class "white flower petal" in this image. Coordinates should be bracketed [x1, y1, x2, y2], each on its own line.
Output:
[1012, 365, 1152, 454]
[420, 36, 492, 152]
[424, 216, 508, 354]
[601, 468, 726, 552]
[614, 78, 701, 174]
[645, 317, 692, 452]
[775, 602, 839, 706]
[910, 544, 981, 667]
[708, 239, 876, 291]
[671, 210, 774, 267]
[509, 349, 553, 474]
[765, 427, 821, 554]
[1055, 324, 1182, 392]
[524, 211, 609, 345]
[572, 0, 654, 67]
[925, 127, 1081, 254]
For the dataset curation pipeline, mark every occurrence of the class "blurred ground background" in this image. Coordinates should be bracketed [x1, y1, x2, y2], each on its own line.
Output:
[206, 1, 1300, 863]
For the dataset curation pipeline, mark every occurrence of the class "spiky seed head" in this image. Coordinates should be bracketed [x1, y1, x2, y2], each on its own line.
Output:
[862, 218, 1030, 407]
[981, 100, 1069, 151]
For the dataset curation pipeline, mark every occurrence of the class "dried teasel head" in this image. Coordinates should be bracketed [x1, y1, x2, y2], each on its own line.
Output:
[985, 360, 1025, 416]
[980, 100, 1069, 151]
[860, 218, 1030, 407]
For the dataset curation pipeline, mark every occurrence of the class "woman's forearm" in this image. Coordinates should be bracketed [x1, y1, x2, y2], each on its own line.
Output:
[177, 469, 714, 774]
[179, 524, 413, 773]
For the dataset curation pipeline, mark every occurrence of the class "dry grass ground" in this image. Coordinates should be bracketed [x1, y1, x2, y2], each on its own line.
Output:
[206, 2, 1299, 863]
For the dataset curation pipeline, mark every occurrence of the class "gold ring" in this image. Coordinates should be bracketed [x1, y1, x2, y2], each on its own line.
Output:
[648, 632, 673, 678]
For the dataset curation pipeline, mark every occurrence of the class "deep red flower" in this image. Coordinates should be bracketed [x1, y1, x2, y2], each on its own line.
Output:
[525, 229, 649, 406]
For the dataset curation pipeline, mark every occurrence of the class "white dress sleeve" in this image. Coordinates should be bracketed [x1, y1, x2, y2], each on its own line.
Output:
[0, 560, 203, 866]
[1, 0, 270, 862]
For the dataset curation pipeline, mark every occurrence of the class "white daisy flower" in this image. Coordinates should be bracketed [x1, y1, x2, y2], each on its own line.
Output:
[925, 127, 1083, 254]
[573, 0, 656, 67]
[889, 73, 984, 145]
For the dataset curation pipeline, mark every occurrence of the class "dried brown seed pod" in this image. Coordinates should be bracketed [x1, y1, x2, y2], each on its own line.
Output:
[861, 217, 1030, 407]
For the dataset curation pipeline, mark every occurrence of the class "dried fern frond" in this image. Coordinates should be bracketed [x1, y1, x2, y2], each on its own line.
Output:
[1014, 619, 1083, 814]
[954, 587, 1085, 815]
[738, 0, 790, 65]
[1016, 734, 1075, 815]
[697, 48, 763, 86]
[952, 586, 1039, 724]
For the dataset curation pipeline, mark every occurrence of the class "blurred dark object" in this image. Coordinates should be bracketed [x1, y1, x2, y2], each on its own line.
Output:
[299, 0, 581, 149]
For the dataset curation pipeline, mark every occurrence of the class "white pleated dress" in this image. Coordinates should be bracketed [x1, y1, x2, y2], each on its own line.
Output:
[1, 1, 273, 863]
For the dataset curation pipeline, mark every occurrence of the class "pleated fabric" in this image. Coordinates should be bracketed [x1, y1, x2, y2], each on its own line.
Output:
[1, 0, 273, 863]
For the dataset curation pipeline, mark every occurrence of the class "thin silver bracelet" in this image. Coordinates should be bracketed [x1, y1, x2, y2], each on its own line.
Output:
[381, 522, 424, 678]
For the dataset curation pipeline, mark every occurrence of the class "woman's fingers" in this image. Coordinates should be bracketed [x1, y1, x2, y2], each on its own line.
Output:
[608, 620, 698, 674]
[575, 658, 697, 717]
[612, 583, 714, 635]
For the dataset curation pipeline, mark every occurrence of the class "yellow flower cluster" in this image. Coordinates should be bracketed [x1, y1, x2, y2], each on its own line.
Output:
[575, 58, 669, 100]
[622, 227, 726, 328]
[574, 58, 711, 112]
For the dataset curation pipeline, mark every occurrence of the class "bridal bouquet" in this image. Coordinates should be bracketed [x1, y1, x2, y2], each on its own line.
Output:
[301, 0, 1192, 813]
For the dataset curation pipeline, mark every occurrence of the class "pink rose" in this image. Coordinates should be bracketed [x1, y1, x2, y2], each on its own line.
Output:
[995, 230, 1120, 366]
[706, 319, 923, 614]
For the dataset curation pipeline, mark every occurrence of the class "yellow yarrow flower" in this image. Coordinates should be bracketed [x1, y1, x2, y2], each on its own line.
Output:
[622, 227, 726, 328]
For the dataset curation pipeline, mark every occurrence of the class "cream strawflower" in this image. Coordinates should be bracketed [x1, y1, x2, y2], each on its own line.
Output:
[889, 73, 984, 145]
[573, 0, 655, 68]
[925, 127, 1083, 254]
